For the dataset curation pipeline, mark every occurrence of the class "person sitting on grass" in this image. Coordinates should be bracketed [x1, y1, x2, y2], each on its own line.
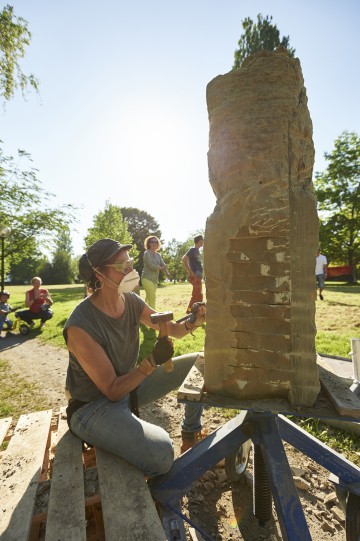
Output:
[0, 290, 14, 339]
[15, 276, 53, 330]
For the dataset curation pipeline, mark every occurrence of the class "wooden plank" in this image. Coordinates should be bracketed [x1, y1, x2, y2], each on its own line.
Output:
[45, 411, 86, 541]
[0, 410, 52, 541]
[317, 360, 360, 418]
[96, 448, 166, 541]
[177, 356, 205, 402]
[0, 417, 12, 445]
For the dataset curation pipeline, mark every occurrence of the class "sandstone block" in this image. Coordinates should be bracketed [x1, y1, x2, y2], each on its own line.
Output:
[204, 48, 320, 406]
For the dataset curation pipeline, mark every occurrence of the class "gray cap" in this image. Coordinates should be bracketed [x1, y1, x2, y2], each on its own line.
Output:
[79, 238, 132, 282]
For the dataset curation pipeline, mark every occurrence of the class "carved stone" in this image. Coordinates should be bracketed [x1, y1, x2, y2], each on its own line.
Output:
[204, 48, 320, 406]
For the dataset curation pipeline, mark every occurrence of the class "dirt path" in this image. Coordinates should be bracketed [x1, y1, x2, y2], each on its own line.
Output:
[0, 335, 349, 540]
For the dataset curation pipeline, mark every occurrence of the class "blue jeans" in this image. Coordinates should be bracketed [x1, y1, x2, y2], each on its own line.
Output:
[69, 353, 203, 476]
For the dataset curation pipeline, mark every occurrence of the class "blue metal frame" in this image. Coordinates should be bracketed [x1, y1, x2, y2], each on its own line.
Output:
[150, 409, 360, 540]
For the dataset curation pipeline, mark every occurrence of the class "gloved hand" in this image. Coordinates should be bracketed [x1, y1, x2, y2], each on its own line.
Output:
[188, 302, 206, 327]
[149, 336, 174, 365]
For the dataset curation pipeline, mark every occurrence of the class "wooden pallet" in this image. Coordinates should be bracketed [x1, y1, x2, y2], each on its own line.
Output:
[0, 409, 165, 541]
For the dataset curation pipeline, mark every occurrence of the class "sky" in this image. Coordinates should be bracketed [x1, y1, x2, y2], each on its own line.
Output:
[1, 0, 360, 256]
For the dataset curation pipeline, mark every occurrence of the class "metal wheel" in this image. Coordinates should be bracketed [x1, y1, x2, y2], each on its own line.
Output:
[346, 492, 360, 541]
[20, 323, 30, 335]
[225, 439, 252, 481]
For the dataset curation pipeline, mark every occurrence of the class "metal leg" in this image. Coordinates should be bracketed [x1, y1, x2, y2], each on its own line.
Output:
[278, 415, 360, 494]
[150, 410, 251, 507]
[151, 409, 360, 540]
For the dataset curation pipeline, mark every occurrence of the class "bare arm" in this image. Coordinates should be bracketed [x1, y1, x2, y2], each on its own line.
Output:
[44, 289, 53, 305]
[139, 303, 201, 339]
[25, 291, 33, 308]
[66, 326, 151, 402]
[181, 254, 194, 276]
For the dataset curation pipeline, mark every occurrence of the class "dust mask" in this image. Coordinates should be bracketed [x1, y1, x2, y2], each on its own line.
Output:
[118, 269, 140, 294]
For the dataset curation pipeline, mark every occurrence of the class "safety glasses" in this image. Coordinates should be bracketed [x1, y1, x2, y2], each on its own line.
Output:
[105, 258, 134, 274]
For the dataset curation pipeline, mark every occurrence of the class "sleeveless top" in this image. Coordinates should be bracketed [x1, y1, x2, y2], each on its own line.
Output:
[63, 292, 145, 402]
[28, 288, 49, 313]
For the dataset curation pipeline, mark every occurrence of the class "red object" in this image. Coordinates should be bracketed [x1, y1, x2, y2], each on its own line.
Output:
[327, 266, 353, 277]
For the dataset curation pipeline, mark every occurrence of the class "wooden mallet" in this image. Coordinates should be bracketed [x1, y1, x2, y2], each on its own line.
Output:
[150, 311, 174, 372]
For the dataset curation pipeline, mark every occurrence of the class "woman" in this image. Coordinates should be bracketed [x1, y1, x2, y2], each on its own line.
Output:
[64, 238, 205, 477]
[16, 276, 53, 329]
[141, 235, 170, 309]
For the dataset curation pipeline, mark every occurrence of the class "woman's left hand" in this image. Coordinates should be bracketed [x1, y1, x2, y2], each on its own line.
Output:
[189, 302, 206, 327]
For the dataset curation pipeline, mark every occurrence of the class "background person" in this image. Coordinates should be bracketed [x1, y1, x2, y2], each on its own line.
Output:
[64, 238, 206, 478]
[141, 235, 171, 309]
[0, 290, 14, 339]
[16, 276, 53, 329]
[316, 248, 328, 301]
[182, 235, 204, 313]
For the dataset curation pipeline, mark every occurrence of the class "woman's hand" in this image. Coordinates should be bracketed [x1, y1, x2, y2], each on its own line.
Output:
[149, 336, 174, 365]
[185, 302, 206, 333]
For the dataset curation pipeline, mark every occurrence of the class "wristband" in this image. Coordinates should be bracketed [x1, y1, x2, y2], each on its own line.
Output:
[184, 320, 195, 335]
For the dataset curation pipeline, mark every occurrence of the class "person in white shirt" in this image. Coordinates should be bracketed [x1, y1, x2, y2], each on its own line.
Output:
[315, 248, 328, 300]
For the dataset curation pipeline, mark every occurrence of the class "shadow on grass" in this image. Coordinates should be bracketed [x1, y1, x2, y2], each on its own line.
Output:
[326, 283, 360, 294]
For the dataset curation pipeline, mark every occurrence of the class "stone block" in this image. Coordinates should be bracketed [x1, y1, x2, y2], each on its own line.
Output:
[204, 48, 320, 406]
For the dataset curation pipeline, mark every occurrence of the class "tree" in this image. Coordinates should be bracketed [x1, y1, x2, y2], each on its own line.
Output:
[120, 207, 161, 275]
[0, 4, 39, 103]
[50, 229, 75, 284]
[8, 238, 42, 284]
[314, 131, 360, 276]
[162, 238, 191, 283]
[0, 145, 77, 268]
[233, 13, 295, 69]
[85, 201, 139, 261]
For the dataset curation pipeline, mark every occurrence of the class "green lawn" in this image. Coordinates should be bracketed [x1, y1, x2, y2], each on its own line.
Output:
[314, 282, 360, 357]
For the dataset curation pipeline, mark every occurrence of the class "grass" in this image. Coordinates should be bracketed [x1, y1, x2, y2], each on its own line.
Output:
[314, 282, 360, 358]
[1, 281, 360, 464]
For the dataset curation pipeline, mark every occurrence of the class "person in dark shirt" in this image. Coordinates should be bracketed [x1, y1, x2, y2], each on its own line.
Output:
[182, 235, 204, 314]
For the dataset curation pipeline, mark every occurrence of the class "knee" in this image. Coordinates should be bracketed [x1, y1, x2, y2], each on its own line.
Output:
[145, 435, 174, 477]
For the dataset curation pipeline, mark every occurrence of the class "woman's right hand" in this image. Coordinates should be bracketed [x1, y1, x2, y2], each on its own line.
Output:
[149, 336, 174, 365]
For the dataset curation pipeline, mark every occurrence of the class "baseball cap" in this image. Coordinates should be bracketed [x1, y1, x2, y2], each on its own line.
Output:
[79, 238, 133, 281]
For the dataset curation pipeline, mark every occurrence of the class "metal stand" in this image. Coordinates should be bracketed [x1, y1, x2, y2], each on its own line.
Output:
[149, 408, 360, 541]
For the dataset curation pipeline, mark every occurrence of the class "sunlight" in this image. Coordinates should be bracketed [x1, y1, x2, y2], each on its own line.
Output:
[100, 94, 196, 184]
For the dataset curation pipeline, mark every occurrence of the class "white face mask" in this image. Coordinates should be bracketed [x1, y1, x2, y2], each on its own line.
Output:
[118, 269, 140, 294]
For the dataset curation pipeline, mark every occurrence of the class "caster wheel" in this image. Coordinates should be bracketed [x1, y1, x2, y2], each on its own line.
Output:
[20, 324, 30, 335]
[346, 492, 360, 541]
[225, 439, 252, 481]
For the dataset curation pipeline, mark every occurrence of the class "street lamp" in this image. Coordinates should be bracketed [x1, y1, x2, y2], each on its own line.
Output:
[0, 225, 11, 293]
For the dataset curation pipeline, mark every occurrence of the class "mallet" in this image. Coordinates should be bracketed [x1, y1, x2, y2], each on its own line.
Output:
[150, 311, 174, 373]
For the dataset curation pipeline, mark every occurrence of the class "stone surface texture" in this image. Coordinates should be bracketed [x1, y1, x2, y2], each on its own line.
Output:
[204, 48, 320, 406]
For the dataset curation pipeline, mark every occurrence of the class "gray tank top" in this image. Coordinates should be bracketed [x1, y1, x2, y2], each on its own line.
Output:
[63, 292, 145, 402]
